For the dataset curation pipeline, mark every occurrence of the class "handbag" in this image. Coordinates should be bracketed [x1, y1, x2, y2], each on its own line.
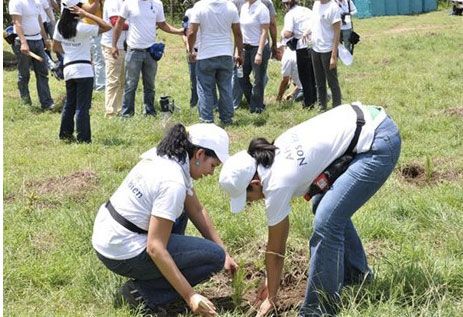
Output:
[286, 37, 298, 51]
[148, 42, 165, 61]
[347, 1, 360, 45]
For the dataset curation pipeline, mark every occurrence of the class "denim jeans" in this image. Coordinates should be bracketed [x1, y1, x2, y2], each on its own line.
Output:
[241, 44, 270, 112]
[232, 66, 243, 109]
[188, 61, 199, 107]
[311, 50, 342, 110]
[96, 212, 225, 308]
[60, 77, 94, 143]
[122, 49, 157, 116]
[196, 55, 234, 124]
[91, 35, 106, 91]
[341, 29, 353, 54]
[13, 39, 54, 108]
[299, 116, 401, 316]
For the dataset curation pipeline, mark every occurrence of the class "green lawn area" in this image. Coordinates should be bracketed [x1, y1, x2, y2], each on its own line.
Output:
[3, 8, 463, 316]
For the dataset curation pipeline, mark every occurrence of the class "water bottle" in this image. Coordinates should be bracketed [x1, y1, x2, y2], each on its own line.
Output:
[236, 66, 243, 78]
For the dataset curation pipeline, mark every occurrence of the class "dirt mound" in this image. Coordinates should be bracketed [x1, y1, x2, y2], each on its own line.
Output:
[399, 162, 461, 185]
[443, 107, 463, 117]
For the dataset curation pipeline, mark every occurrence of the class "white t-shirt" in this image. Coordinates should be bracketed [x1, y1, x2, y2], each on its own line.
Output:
[101, 0, 127, 49]
[92, 153, 193, 260]
[37, 0, 50, 23]
[232, 0, 276, 17]
[53, 22, 99, 80]
[9, 0, 43, 40]
[283, 5, 313, 49]
[260, 103, 387, 226]
[119, 0, 165, 49]
[336, 0, 357, 30]
[240, 0, 270, 46]
[185, 7, 200, 50]
[190, 0, 240, 60]
[311, 0, 341, 53]
[281, 47, 301, 88]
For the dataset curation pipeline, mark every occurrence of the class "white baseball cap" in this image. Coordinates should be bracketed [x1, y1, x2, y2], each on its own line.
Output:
[62, 0, 81, 7]
[219, 151, 257, 213]
[187, 123, 230, 163]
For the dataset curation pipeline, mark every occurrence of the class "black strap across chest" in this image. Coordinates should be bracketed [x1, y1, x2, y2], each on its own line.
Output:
[106, 200, 148, 234]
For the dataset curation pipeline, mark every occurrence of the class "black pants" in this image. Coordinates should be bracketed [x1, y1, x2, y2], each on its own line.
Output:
[296, 48, 317, 108]
[311, 50, 342, 110]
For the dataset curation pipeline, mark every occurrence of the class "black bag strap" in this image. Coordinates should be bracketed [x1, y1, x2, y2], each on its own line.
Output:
[345, 104, 365, 156]
[106, 201, 148, 234]
[63, 60, 92, 68]
[347, 0, 354, 30]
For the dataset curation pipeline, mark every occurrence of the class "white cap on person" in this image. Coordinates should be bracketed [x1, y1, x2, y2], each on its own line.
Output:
[62, 0, 81, 7]
[187, 123, 230, 164]
[219, 151, 257, 213]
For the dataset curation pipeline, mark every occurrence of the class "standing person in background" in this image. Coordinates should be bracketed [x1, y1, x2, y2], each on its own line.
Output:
[336, 0, 357, 54]
[52, 0, 111, 143]
[188, 0, 243, 125]
[101, 0, 127, 117]
[240, 0, 270, 114]
[9, 0, 55, 109]
[92, 123, 238, 316]
[310, 0, 342, 111]
[281, 0, 317, 109]
[231, 0, 277, 110]
[112, 0, 184, 118]
[38, 0, 58, 69]
[183, 0, 199, 108]
[83, 0, 106, 91]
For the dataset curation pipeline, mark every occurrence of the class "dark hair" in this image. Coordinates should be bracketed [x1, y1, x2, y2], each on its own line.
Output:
[57, 5, 82, 39]
[157, 124, 218, 164]
[248, 138, 278, 168]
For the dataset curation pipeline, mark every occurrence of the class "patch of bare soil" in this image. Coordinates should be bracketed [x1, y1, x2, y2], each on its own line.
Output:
[443, 107, 463, 117]
[386, 24, 448, 35]
[399, 163, 461, 185]
[25, 170, 99, 204]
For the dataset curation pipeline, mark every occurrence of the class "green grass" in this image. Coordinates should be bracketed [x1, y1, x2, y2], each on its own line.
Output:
[3, 9, 463, 316]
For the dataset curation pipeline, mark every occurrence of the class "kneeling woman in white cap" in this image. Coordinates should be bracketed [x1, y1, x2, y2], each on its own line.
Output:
[219, 103, 401, 316]
[92, 123, 237, 316]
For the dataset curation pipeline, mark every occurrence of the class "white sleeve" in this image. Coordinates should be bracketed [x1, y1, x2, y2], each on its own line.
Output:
[331, 5, 341, 24]
[156, 2, 166, 23]
[151, 181, 186, 222]
[190, 4, 200, 23]
[8, 0, 22, 15]
[283, 12, 293, 33]
[53, 22, 62, 41]
[232, 6, 240, 23]
[119, 1, 129, 19]
[281, 56, 291, 76]
[349, 0, 357, 15]
[265, 187, 293, 226]
[259, 6, 270, 25]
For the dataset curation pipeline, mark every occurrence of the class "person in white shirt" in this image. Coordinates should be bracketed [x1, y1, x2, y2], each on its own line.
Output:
[112, 0, 184, 117]
[101, 0, 127, 117]
[335, 0, 357, 53]
[219, 103, 401, 316]
[239, 0, 270, 114]
[9, 0, 55, 109]
[275, 44, 303, 102]
[281, 0, 317, 108]
[92, 123, 238, 315]
[311, 0, 342, 111]
[52, 0, 111, 143]
[187, 0, 243, 125]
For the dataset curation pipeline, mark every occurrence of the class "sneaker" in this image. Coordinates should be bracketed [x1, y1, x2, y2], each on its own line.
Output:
[118, 280, 146, 310]
[21, 97, 32, 106]
[44, 104, 55, 111]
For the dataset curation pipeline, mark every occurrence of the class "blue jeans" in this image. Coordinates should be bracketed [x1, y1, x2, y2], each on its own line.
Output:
[122, 49, 157, 116]
[299, 116, 401, 316]
[196, 55, 234, 124]
[188, 61, 199, 107]
[60, 77, 94, 143]
[96, 212, 225, 309]
[241, 44, 270, 112]
[13, 39, 54, 108]
[232, 66, 243, 109]
[91, 35, 106, 90]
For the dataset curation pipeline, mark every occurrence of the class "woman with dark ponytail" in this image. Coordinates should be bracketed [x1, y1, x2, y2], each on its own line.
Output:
[52, 0, 111, 143]
[92, 123, 237, 316]
[220, 103, 401, 316]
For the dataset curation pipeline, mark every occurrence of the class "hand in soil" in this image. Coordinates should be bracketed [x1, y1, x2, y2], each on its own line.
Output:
[189, 293, 217, 317]
[255, 279, 268, 304]
[256, 298, 275, 317]
[224, 253, 238, 276]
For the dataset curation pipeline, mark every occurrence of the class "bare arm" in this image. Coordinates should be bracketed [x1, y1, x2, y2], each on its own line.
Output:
[269, 15, 277, 56]
[12, 15, 29, 55]
[157, 21, 184, 35]
[232, 23, 243, 66]
[146, 216, 216, 316]
[71, 5, 111, 34]
[185, 190, 238, 275]
[330, 21, 341, 69]
[186, 23, 198, 62]
[111, 16, 125, 58]
[255, 23, 269, 65]
[52, 39, 63, 54]
[277, 76, 290, 101]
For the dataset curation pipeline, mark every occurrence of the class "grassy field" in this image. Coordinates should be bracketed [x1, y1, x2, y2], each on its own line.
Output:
[3, 8, 463, 317]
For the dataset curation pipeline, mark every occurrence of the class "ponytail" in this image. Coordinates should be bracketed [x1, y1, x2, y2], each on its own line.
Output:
[57, 5, 81, 39]
[157, 124, 195, 164]
[248, 138, 278, 168]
